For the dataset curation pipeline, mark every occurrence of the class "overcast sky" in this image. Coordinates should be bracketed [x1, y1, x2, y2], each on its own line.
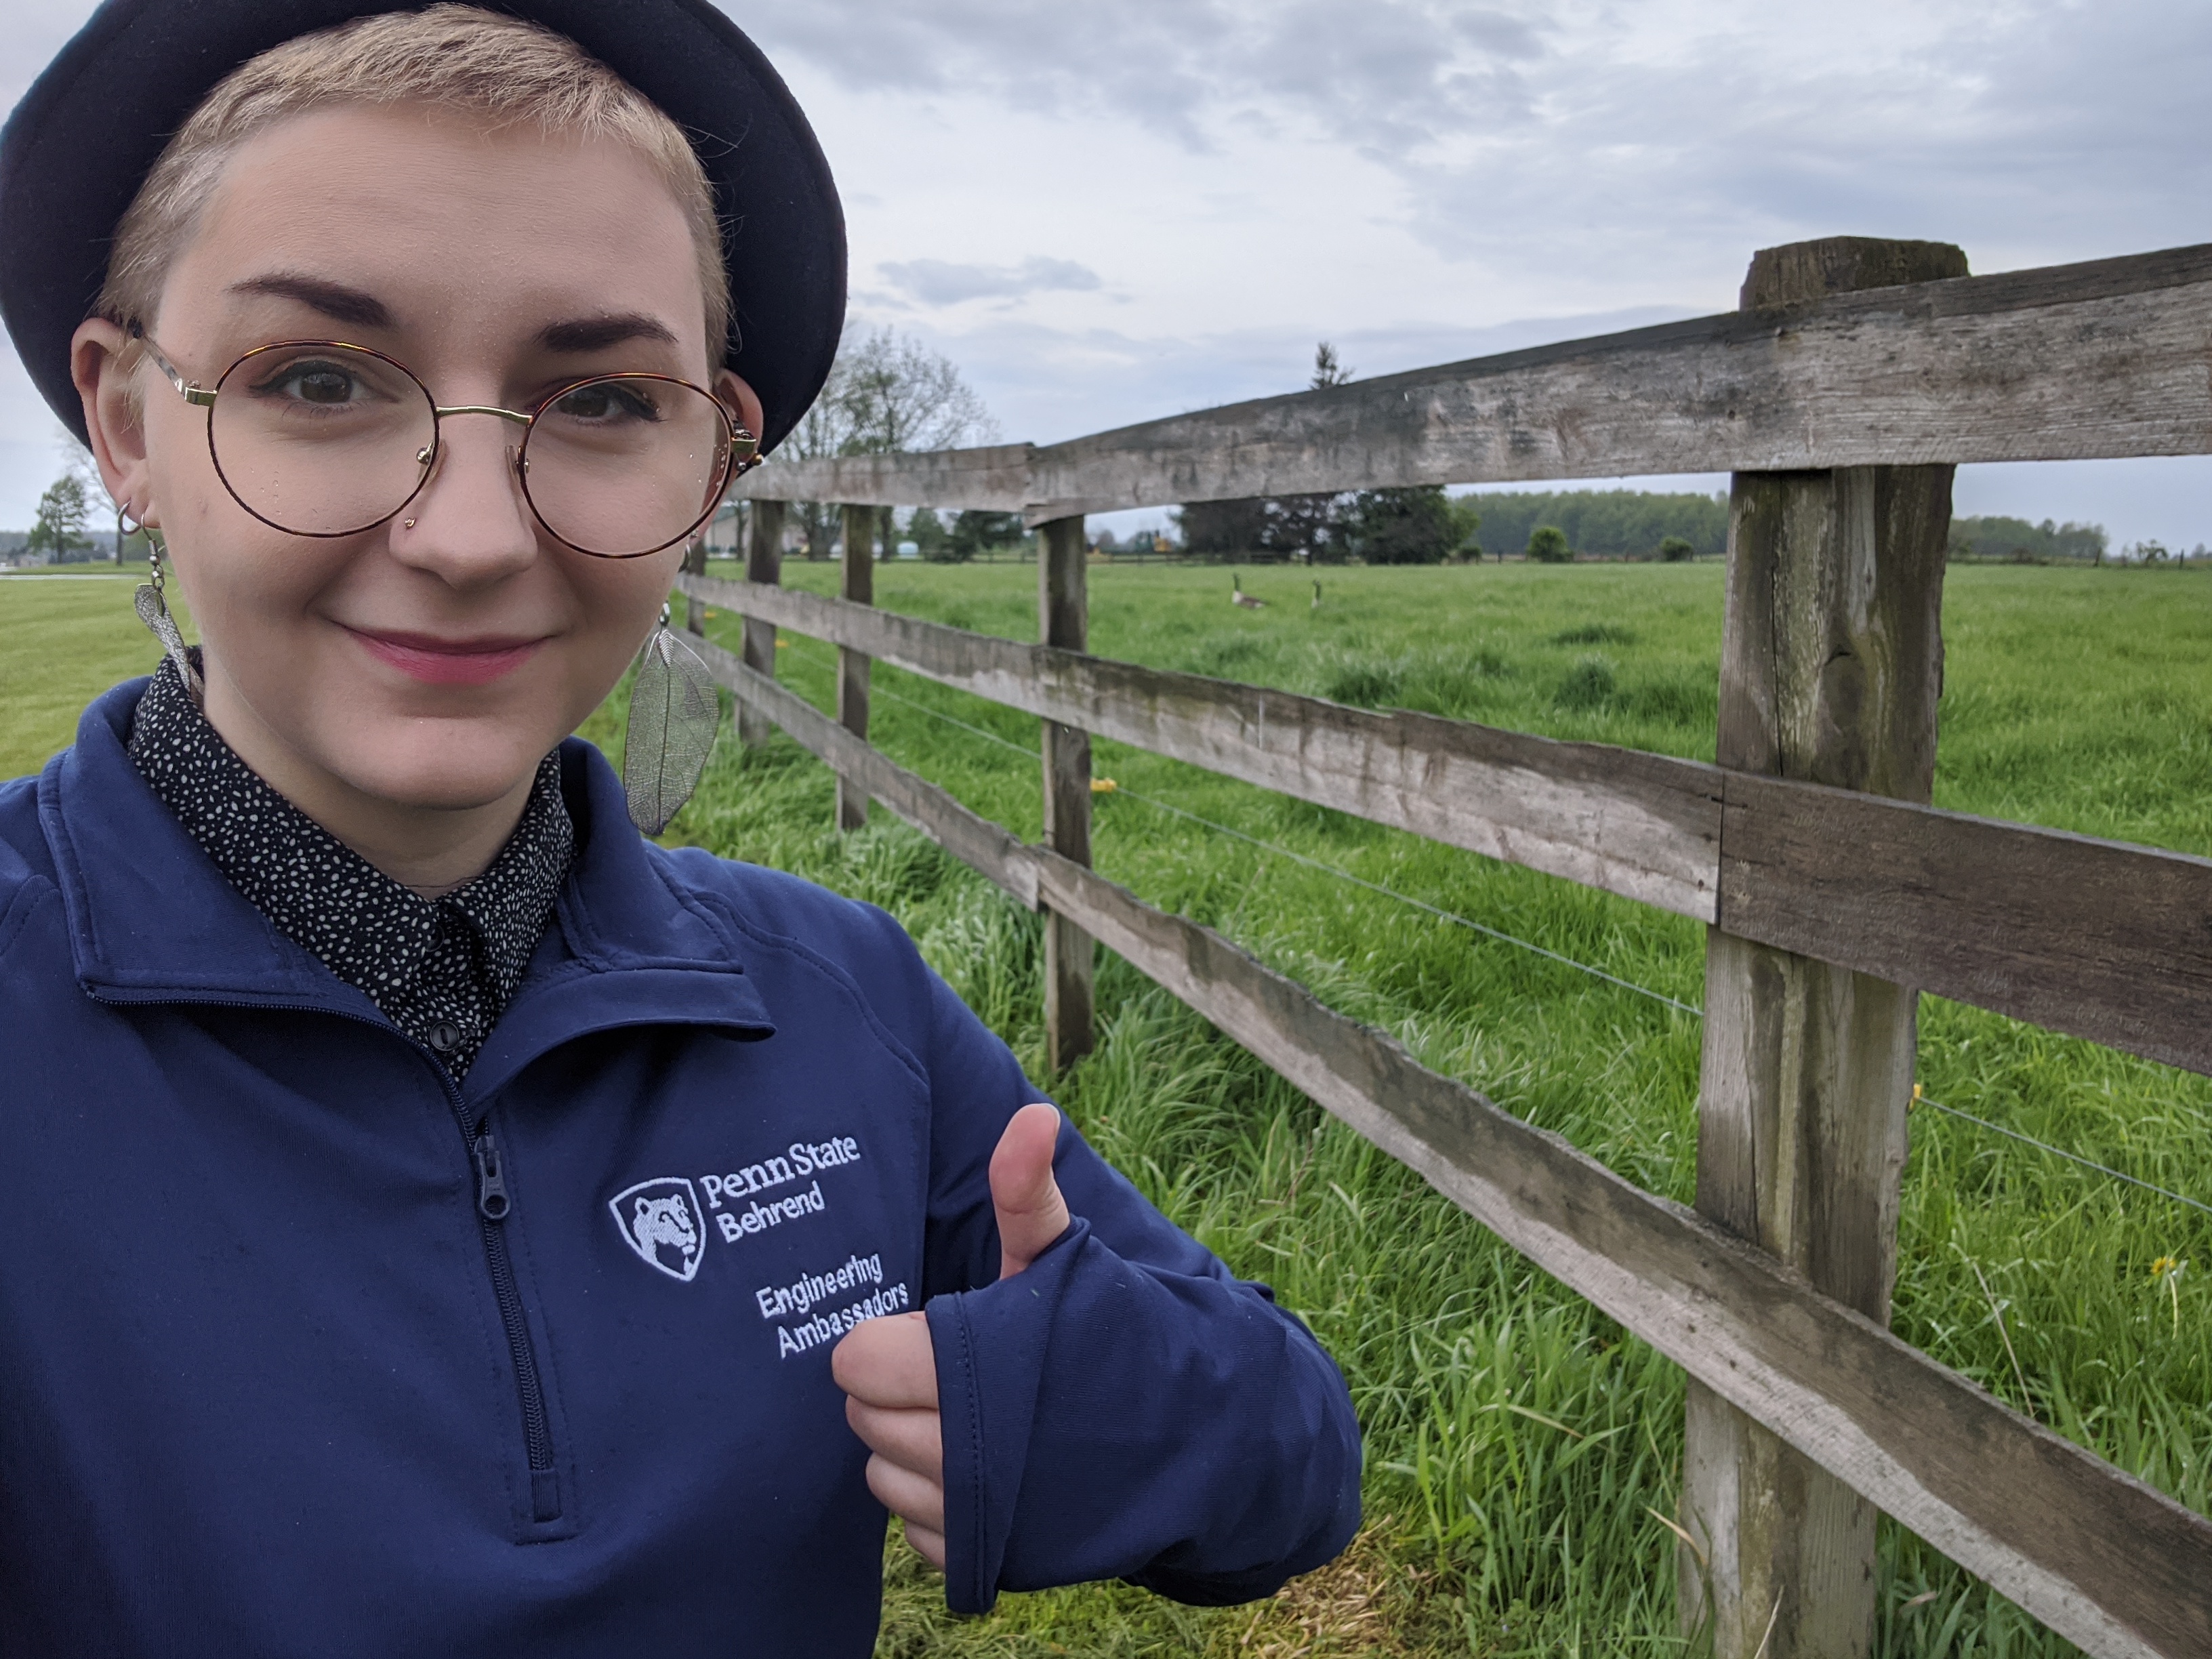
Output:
[4, 0, 2210, 544]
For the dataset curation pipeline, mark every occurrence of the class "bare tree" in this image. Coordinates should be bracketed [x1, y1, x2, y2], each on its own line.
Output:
[54, 427, 132, 564]
[784, 327, 997, 560]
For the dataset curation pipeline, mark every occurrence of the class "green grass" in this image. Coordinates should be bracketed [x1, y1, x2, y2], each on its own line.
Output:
[0, 570, 174, 779]
[665, 558, 2211, 1657]
[14, 559, 2204, 1654]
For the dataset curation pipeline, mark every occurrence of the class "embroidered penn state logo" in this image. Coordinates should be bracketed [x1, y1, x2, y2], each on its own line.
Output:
[609, 1178, 708, 1282]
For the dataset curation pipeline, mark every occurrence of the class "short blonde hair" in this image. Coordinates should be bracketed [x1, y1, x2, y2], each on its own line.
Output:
[98, 5, 728, 360]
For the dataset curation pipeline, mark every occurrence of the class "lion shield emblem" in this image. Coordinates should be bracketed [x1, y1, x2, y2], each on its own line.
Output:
[609, 1177, 708, 1282]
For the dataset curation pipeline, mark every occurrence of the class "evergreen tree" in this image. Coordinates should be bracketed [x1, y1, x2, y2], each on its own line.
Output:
[948, 510, 1022, 561]
[1347, 486, 1456, 565]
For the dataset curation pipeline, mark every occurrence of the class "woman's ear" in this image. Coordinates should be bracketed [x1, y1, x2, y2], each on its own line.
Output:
[70, 317, 154, 526]
[714, 369, 765, 446]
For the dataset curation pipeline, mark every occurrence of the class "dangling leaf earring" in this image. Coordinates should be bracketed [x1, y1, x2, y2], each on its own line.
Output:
[131, 525, 203, 704]
[622, 596, 720, 836]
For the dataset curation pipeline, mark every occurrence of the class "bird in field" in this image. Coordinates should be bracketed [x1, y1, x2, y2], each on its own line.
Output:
[1232, 575, 1267, 609]
[1311, 581, 1323, 609]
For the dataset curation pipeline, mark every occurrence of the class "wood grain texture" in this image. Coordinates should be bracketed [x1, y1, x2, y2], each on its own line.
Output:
[1021, 846, 2212, 1659]
[737, 499, 785, 750]
[733, 245, 2212, 516]
[729, 443, 1032, 513]
[677, 572, 2212, 1080]
[677, 575, 1724, 920]
[1686, 238, 1963, 1659]
[1719, 776, 2212, 1076]
[714, 653, 2212, 1659]
[836, 505, 874, 832]
[1038, 516, 1094, 1070]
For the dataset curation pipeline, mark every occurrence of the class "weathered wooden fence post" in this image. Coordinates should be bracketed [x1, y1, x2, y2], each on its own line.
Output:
[836, 504, 875, 830]
[737, 499, 785, 749]
[1681, 236, 1966, 1658]
[682, 520, 710, 635]
[1038, 514, 1094, 1069]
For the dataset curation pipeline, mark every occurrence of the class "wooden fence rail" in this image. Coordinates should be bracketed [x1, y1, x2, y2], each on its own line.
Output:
[679, 571, 2212, 1080]
[694, 635, 2212, 1659]
[691, 233, 2212, 1658]
[731, 242, 2212, 521]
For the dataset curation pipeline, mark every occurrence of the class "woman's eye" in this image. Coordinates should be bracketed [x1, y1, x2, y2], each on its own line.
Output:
[555, 383, 657, 423]
[292, 369, 354, 404]
[255, 363, 360, 405]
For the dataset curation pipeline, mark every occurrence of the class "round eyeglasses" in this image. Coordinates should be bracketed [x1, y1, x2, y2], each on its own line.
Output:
[132, 330, 760, 558]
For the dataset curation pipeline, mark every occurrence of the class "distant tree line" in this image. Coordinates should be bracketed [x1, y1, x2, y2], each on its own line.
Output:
[1467, 490, 1726, 561]
[1946, 514, 2107, 562]
[1174, 344, 1486, 565]
[1176, 482, 1727, 566]
[1170, 347, 1738, 566]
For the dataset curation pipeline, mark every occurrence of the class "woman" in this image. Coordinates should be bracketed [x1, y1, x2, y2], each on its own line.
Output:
[0, 3, 1361, 1653]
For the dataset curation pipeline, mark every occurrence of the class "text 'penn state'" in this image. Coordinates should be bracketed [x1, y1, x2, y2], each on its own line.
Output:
[699, 1134, 861, 1242]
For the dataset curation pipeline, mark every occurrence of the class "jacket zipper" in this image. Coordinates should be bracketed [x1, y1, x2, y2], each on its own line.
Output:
[456, 1104, 562, 1524]
[92, 991, 564, 1523]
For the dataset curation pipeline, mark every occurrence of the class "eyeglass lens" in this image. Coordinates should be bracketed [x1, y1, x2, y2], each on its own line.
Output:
[207, 344, 733, 556]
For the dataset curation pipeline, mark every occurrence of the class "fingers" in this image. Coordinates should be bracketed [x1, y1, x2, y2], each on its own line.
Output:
[836, 1314, 949, 1566]
[844, 1397, 943, 1483]
[865, 1452, 946, 1537]
[989, 1102, 1071, 1280]
[902, 1519, 947, 1570]
[830, 1311, 937, 1409]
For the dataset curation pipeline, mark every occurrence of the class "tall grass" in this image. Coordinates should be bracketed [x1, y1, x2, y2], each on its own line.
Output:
[14, 559, 2198, 1655]
[653, 560, 2212, 1656]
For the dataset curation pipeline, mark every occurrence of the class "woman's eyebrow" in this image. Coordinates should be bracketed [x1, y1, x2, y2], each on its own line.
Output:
[535, 313, 679, 353]
[225, 274, 392, 330]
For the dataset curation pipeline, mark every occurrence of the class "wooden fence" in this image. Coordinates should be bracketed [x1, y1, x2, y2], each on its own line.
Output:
[678, 237, 2212, 1659]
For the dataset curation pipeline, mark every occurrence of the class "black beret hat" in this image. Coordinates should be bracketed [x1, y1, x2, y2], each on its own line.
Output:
[0, 0, 846, 454]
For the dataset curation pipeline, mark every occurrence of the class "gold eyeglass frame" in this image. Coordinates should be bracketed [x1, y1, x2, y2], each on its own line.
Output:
[131, 326, 764, 559]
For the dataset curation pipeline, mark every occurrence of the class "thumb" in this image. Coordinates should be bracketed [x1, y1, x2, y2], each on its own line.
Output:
[989, 1103, 1070, 1280]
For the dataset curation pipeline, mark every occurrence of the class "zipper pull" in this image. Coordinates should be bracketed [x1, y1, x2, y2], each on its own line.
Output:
[474, 1132, 511, 1221]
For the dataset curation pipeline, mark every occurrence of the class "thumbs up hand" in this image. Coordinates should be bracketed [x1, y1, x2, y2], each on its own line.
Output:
[833, 1103, 1069, 1568]
[981, 1101, 1071, 1280]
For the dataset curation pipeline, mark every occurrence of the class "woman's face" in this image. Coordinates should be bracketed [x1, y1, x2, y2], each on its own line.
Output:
[74, 104, 758, 817]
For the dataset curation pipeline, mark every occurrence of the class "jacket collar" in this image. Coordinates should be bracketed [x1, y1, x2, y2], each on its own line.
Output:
[41, 680, 774, 1094]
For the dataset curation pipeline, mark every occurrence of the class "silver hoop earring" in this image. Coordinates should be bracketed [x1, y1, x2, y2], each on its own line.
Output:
[132, 531, 203, 704]
[621, 601, 719, 836]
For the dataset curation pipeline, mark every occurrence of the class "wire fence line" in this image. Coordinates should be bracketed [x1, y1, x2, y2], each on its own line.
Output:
[763, 635, 2212, 1225]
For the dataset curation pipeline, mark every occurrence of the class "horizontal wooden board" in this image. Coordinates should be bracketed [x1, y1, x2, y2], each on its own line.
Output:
[1718, 774, 2212, 1076]
[682, 575, 1723, 920]
[692, 576, 2212, 1078]
[697, 636, 1041, 910]
[1025, 846, 2212, 1659]
[730, 443, 1031, 513]
[712, 665, 2212, 1658]
[724, 245, 2212, 515]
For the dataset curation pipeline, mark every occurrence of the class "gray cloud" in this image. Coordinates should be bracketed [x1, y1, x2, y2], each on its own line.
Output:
[5, 0, 2209, 548]
[739, 0, 2212, 282]
[878, 255, 1103, 306]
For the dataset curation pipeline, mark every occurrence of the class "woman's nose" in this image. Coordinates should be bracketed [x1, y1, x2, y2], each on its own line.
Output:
[392, 414, 539, 584]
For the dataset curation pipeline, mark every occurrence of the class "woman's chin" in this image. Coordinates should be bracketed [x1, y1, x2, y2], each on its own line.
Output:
[323, 729, 563, 815]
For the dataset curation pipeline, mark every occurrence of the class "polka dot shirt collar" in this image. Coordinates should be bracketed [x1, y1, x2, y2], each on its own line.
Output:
[126, 657, 575, 1078]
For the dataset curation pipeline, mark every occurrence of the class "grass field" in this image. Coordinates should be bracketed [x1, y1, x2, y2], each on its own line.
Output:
[9, 560, 2207, 1655]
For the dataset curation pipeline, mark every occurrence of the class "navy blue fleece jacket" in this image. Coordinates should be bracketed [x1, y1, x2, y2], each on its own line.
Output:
[0, 680, 1360, 1655]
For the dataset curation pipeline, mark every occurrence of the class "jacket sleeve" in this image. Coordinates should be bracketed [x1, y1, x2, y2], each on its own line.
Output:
[916, 972, 1362, 1614]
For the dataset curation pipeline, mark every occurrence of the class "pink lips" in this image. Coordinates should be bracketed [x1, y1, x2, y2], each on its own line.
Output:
[347, 628, 546, 686]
